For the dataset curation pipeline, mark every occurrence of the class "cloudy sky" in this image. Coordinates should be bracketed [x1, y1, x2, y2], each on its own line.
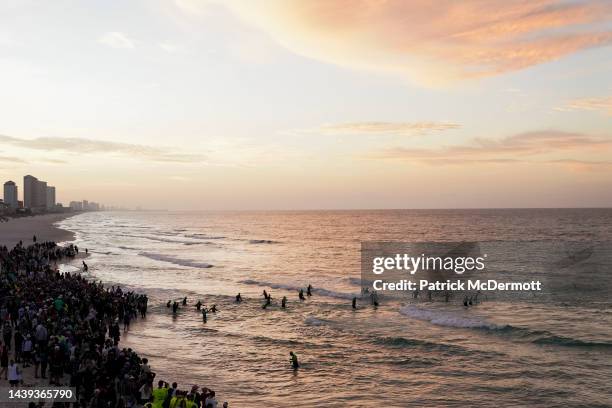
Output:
[1, 0, 611, 209]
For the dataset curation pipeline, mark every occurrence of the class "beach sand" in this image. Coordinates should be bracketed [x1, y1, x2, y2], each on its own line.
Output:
[0, 213, 76, 247]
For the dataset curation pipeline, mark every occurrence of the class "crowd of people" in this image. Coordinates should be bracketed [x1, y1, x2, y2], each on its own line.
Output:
[0, 240, 227, 407]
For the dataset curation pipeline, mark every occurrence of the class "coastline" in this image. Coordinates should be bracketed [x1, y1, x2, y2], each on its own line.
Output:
[0, 212, 77, 247]
[0, 212, 229, 407]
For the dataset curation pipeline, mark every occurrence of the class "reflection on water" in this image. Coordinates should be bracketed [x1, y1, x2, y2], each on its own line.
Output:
[59, 209, 612, 407]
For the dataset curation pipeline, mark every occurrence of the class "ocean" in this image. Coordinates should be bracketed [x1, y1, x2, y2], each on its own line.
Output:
[57, 209, 612, 407]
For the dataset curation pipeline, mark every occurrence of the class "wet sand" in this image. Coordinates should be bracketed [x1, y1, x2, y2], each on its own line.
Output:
[0, 213, 77, 247]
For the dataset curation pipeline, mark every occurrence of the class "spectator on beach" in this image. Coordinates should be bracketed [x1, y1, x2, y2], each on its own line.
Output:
[205, 390, 218, 408]
[0, 240, 227, 406]
[0, 342, 8, 379]
[21, 335, 32, 367]
[7, 359, 20, 386]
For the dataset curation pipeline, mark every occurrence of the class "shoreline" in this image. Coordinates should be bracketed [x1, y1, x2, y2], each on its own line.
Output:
[0, 212, 78, 247]
[0, 212, 229, 406]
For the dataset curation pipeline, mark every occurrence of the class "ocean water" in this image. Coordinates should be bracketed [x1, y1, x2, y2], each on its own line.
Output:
[57, 209, 612, 407]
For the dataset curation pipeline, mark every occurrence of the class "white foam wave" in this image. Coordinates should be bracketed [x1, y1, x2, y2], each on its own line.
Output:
[304, 316, 327, 326]
[184, 233, 225, 240]
[116, 233, 203, 246]
[139, 252, 213, 269]
[399, 305, 498, 329]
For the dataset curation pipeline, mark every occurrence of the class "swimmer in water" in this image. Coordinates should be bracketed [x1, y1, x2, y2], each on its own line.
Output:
[172, 301, 179, 314]
[211, 304, 218, 313]
[307, 284, 312, 297]
[202, 307, 208, 323]
[289, 351, 299, 369]
[281, 296, 287, 309]
[299, 289, 305, 301]
[263, 290, 268, 299]
[182, 297, 187, 306]
[370, 290, 379, 307]
[262, 296, 271, 309]
[82, 261, 88, 272]
[166, 300, 171, 308]
[352, 297, 357, 309]
[195, 300, 202, 311]
[236, 293, 242, 302]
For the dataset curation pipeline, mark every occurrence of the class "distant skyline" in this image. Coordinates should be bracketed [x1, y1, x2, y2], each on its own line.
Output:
[0, 0, 611, 210]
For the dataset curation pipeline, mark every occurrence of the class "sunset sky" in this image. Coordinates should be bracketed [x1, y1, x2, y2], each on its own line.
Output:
[1, 0, 611, 209]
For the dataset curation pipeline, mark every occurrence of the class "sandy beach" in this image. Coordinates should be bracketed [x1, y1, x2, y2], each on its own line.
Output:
[0, 213, 77, 247]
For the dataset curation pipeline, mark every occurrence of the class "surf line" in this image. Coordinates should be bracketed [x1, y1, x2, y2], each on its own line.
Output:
[372, 279, 542, 291]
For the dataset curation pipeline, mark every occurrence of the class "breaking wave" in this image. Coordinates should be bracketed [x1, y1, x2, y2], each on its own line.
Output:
[399, 305, 612, 348]
[139, 252, 213, 269]
[249, 239, 278, 244]
[399, 305, 498, 329]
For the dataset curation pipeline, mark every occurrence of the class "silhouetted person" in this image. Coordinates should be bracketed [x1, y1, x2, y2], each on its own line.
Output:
[211, 304, 218, 313]
[263, 290, 268, 299]
[202, 307, 208, 323]
[236, 293, 242, 302]
[370, 291, 379, 307]
[182, 297, 187, 306]
[352, 297, 357, 309]
[281, 296, 287, 308]
[82, 261, 88, 272]
[289, 351, 299, 369]
[166, 300, 171, 308]
[172, 301, 179, 314]
[307, 284, 312, 296]
[33, 235, 36, 243]
[262, 296, 271, 309]
[195, 300, 202, 310]
[299, 289, 305, 301]
[463, 296, 469, 307]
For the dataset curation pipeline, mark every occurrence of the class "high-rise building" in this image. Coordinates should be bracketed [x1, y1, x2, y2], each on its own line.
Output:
[23, 175, 38, 209]
[3, 181, 18, 209]
[36, 180, 47, 208]
[69, 201, 83, 211]
[46, 186, 56, 209]
[24, 175, 50, 210]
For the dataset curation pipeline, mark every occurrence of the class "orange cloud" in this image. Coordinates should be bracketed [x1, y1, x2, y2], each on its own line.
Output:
[557, 96, 612, 115]
[370, 130, 612, 165]
[0, 134, 205, 163]
[314, 121, 460, 136]
[208, 0, 612, 84]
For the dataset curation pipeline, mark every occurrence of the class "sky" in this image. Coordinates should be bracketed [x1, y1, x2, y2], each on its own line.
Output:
[0, 0, 611, 210]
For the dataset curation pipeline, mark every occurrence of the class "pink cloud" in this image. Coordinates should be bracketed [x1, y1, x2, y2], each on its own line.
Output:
[370, 130, 612, 166]
[209, 0, 612, 84]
